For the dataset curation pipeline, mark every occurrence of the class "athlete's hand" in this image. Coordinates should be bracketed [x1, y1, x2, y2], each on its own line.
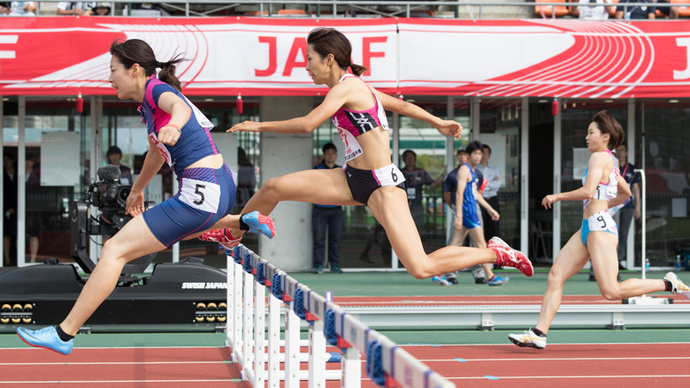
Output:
[125, 190, 146, 217]
[454, 213, 463, 230]
[228, 121, 262, 133]
[489, 208, 500, 221]
[158, 124, 181, 146]
[436, 120, 463, 140]
[542, 194, 558, 209]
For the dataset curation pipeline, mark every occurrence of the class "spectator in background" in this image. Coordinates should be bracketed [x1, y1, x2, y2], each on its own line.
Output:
[0, 2, 10, 15]
[106, 146, 133, 185]
[476, 144, 501, 245]
[56, 2, 94, 16]
[8, 1, 36, 15]
[91, 2, 111, 15]
[577, 0, 615, 20]
[3, 152, 18, 266]
[312, 143, 344, 274]
[401, 149, 444, 231]
[656, 0, 679, 19]
[615, 0, 656, 19]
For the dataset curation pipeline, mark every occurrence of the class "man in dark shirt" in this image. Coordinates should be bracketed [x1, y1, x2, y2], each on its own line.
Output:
[615, 0, 656, 19]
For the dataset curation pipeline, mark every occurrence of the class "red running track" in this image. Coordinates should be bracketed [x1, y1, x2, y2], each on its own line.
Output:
[2, 342, 689, 387]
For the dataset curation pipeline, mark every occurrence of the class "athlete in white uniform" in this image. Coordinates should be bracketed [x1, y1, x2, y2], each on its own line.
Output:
[509, 111, 690, 349]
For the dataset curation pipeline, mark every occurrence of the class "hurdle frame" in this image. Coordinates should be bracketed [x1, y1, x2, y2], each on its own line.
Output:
[225, 244, 455, 388]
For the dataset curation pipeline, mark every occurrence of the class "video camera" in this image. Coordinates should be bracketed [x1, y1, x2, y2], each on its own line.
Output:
[85, 165, 132, 232]
[70, 165, 154, 273]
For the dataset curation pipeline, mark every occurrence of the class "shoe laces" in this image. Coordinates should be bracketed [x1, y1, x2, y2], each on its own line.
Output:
[33, 326, 56, 336]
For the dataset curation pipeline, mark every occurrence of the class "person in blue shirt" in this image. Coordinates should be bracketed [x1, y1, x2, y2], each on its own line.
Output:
[312, 142, 344, 274]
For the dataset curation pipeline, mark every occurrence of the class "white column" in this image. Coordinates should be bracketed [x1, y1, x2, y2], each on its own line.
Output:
[552, 104, 562, 262]
[259, 96, 312, 271]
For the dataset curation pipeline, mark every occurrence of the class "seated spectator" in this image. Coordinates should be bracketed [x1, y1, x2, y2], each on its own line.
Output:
[656, 0, 679, 18]
[8, 1, 36, 15]
[91, 2, 110, 16]
[56, 2, 94, 16]
[577, 0, 615, 20]
[615, 0, 656, 19]
[1, 2, 11, 15]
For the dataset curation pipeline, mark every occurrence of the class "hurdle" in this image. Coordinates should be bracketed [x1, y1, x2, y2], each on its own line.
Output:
[225, 244, 455, 388]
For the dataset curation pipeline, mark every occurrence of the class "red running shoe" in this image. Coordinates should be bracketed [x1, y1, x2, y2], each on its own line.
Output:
[488, 237, 534, 277]
[198, 228, 242, 250]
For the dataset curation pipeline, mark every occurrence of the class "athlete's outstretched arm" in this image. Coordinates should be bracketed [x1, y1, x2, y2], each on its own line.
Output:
[228, 82, 350, 134]
[374, 89, 462, 139]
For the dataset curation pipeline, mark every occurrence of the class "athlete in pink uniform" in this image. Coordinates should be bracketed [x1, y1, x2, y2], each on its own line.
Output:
[202, 28, 533, 283]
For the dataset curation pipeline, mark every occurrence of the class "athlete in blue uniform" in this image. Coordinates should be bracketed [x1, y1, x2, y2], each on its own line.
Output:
[202, 28, 534, 283]
[447, 140, 507, 286]
[16, 39, 274, 355]
[509, 111, 690, 349]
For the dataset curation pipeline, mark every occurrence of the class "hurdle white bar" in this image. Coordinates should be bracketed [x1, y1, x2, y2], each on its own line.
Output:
[226, 244, 455, 388]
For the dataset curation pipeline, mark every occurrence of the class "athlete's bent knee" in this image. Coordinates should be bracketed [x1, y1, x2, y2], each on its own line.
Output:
[600, 288, 622, 301]
[403, 261, 435, 279]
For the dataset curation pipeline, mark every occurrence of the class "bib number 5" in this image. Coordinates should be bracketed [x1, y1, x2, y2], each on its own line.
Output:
[179, 178, 221, 213]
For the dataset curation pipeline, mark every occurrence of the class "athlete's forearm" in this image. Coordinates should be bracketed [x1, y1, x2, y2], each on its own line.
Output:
[131, 148, 165, 193]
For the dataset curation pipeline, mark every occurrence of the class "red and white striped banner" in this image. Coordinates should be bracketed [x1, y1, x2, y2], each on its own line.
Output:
[1, 17, 689, 98]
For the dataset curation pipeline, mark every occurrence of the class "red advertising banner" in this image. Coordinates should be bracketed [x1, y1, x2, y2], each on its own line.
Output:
[1, 17, 689, 98]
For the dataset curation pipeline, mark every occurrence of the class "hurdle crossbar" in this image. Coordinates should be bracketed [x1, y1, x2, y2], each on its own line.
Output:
[225, 244, 455, 388]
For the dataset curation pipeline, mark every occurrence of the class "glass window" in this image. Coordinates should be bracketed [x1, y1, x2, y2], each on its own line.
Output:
[641, 101, 690, 268]
[478, 99, 522, 248]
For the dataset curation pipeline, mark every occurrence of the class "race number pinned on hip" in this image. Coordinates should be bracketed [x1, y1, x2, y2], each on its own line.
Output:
[373, 164, 406, 188]
[179, 178, 221, 213]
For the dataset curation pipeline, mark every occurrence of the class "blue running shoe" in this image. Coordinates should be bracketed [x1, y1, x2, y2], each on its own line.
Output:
[432, 275, 452, 286]
[488, 274, 509, 286]
[17, 326, 73, 355]
[241, 211, 275, 239]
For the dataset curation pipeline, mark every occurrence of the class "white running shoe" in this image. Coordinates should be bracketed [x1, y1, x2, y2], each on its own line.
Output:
[488, 237, 534, 277]
[664, 272, 690, 300]
[432, 275, 452, 286]
[508, 329, 547, 349]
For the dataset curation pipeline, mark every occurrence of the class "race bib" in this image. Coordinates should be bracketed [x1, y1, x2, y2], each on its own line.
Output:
[178, 178, 221, 213]
[587, 212, 618, 236]
[373, 164, 405, 187]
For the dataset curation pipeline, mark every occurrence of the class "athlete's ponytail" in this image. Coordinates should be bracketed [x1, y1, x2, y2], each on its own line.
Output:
[157, 56, 184, 92]
[110, 39, 185, 91]
[349, 63, 368, 77]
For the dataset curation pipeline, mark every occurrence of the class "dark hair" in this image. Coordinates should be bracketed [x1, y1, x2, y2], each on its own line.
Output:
[465, 140, 483, 155]
[482, 144, 492, 154]
[110, 39, 185, 91]
[592, 110, 624, 150]
[457, 148, 467, 155]
[322, 142, 336, 153]
[402, 149, 416, 158]
[107, 145, 122, 156]
[307, 28, 368, 76]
